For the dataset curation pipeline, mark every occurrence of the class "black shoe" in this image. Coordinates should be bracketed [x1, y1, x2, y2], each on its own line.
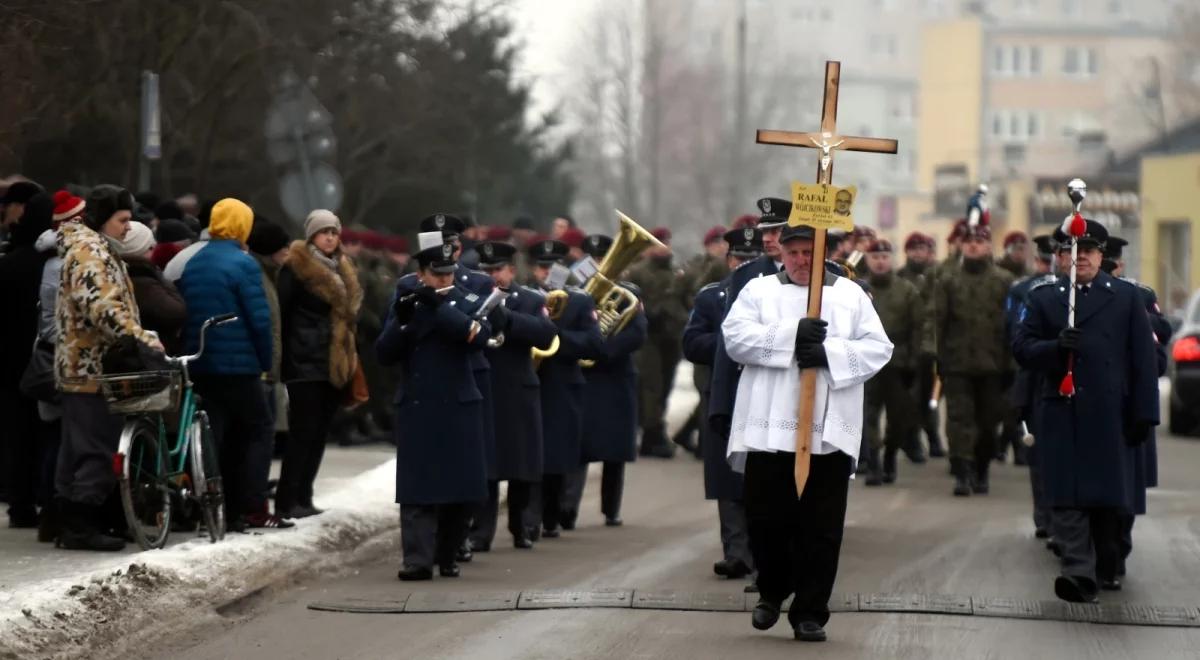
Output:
[864, 449, 883, 486]
[288, 505, 323, 519]
[397, 566, 433, 581]
[724, 558, 751, 579]
[1055, 575, 1098, 603]
[1047, 539, 1063, 557]
[227, 515, 248, 534]
[927, 437, 946, 458]
[671, 429, 699, 454]
[456, 541, 473, 563]
[882, 448, 898, 484]
[542, 526, 561, 539]
[512, 535, 534, 549]
[951, 458, 972, 497]
[55, 501, 126, 551]
[560, 512, 577, 531]
[37, 508, 59, 543]
[902, 436, 926, 464]
[793, 621, 827, 642]
[1035, 528, 1050, 539]
[439, 563, 461, 578]
[751, 599, 781, 630]
[640, 444, 675, 459]
[1101, 578, 1122, 591]
[470, 539, 492, 553]
[527, 525, 541, 542]
[972, 463, 990, 495]
[604, 516, 623, 527]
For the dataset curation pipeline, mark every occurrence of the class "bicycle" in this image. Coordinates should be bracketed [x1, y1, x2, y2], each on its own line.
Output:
[97, 313, 238, 550]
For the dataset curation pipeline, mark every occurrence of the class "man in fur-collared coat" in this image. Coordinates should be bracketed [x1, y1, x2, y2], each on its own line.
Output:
[275, 210, 363, 520]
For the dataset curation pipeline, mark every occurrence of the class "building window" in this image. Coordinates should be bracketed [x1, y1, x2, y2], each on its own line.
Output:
[1086, 48, 1099, 75]
[991, 110, 1043, 141]
[993, 46, 1008, 74]
[1107, 0, 1123, 16]
[1063, 46, 1080, 75]
[1029, 46, 1042, 74]
[1011, 46, 1023, 73]
[1063, 46, 1099, 77]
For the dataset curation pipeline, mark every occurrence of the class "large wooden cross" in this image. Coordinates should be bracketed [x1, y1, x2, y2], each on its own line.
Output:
[756, 60, 898, 497]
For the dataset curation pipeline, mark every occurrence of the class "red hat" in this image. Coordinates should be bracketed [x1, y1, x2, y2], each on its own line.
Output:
[650, 227, 672, 242]
[866, 238, 894, 253]
[732, 214, 758, 230]
[52, 189, 85, 222]
[386, 236, 409, 253]
[963, 224, 992, 241]
[949, 219, 969, 242]
[485, 225, 513, 241]
[361, 230, 387, 250]
[702, 226, 726, 245]
[851, 226, 877, 239]
[560, 227, 586, 248]
[1003, 230, 1029, 248]
[341, 228, 361, 245]
[903, 232, 930, 250]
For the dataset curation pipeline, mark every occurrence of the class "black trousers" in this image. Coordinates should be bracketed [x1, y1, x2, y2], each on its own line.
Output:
[56, 393, 124, 507]
[469, 480, 532, 547]
[745, 450, 852, 626]
[1028, 444, 1051, 533]
[1053, 506, 1121, 584]
[401, 502, 469, 570]
[561, 462, 626, 520]
[278, 381, 341, 510]
[539, 473, 564, 531]
[193, 375, 274, 518]
[0, 387, 44, 516]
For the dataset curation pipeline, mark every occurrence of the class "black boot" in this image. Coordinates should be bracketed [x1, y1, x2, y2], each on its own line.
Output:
[901, 433, 926, 464]
[639, 429, 675, 458]
[925, 410, 946, 458]
[973, 460, 990, 495]
[37, 505, 59, 543]
[864, 449, 883, 486]
[882, 448, 898, 484]
[56, 500, 125, 551]
[951, 459, 971, 497]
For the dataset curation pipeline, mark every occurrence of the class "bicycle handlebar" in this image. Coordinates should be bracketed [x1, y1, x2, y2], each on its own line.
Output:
[169, 314, 240, 366]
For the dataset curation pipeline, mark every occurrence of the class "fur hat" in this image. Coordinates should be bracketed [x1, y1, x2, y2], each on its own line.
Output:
[84, 185, 135, 231]
[247, 221, 292, 256]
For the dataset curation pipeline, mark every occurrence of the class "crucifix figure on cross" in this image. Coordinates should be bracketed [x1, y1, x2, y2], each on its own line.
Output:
[755, 60, 899, 497]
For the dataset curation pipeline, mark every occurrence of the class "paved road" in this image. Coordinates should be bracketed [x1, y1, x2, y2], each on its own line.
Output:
[156, 425, 1200, 660]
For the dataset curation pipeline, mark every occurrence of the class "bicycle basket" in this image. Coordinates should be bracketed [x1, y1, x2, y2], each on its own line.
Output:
[97, 371, 181, 414]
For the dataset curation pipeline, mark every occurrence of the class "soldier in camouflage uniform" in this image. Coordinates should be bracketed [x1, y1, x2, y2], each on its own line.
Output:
[861, 239, 923, 486]
[997, 231, 1030, 279]
[627, 227, 690, 458]
[896, 232, 944, 459]
[930, 221, 1014, 497]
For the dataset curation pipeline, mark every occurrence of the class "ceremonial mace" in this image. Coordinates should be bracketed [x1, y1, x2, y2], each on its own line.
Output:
[1059, 178, 1087, 397]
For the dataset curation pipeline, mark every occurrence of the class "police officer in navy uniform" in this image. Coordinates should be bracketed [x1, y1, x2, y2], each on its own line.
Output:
[566, 234, 649, 528]
[1013, 218, 1159, 603]
[685, 226, 764, 583]
[708, 198, 790, 441]
[415, 213, 494, 562]
[527, 239, 604, 539]
[466, 241, 559, 551]
[1008, 234, 1059, 540]
[1100, 234, 1169, 581]
[377, 239, 492, 581]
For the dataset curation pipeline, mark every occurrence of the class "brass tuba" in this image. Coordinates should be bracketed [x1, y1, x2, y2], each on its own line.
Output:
[579, 210, 666, 367]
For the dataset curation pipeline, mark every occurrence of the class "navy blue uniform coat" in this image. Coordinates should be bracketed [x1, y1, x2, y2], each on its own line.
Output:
[376, 285, 492, 505]
[707, 256, 778, 427]
[1013, 272, 1159, 511]
[488, 286, 558, 482]
[539, 289, 604, 475]
[581, 304, 648, 464]
[684, 281, 746, 500]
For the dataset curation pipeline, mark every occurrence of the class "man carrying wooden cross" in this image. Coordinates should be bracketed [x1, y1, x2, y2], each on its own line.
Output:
[722, 221, 892, 641]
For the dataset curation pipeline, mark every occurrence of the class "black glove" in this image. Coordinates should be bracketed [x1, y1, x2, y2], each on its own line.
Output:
[392, 294, 417, 324]
[487, 304, 510, 332]
[415, 285, 442, 308]
[1124, 420, 1152, 447]
[1057, 327, 1082, 350]
[796, 342, 828, 368]
[795, 318, 828, 346]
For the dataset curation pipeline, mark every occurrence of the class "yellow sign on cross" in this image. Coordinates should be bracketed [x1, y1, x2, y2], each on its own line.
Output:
[787, 182, 856, 232]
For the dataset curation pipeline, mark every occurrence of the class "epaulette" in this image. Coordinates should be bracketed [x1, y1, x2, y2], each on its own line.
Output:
[1120, 276, 1157, 296]
[697, 281, 722, 294]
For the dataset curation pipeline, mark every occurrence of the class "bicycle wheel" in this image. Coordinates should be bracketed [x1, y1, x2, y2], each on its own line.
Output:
[189, 411, 225, 542]
[117, 418, 172, 549]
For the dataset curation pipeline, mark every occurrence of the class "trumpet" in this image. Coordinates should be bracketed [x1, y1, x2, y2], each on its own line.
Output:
[531, 289, 569, 369]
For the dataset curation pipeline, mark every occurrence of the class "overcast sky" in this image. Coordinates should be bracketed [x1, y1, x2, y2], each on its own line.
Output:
[507, 0, 595, 117]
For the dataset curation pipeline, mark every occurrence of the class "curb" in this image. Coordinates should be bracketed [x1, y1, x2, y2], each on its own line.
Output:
[0, 460, 399, 660]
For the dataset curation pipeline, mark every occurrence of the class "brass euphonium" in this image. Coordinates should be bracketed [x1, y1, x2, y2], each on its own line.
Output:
[579, 210, 667, 367]
[530, 290, 570, 369]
